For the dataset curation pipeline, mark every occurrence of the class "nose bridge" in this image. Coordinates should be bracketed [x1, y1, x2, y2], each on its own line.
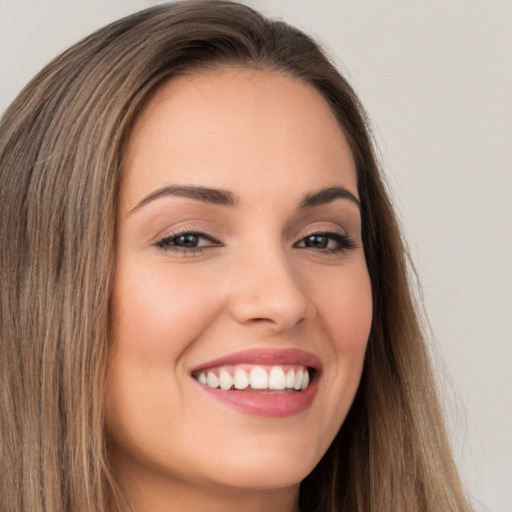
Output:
[228, 240, 313, 331]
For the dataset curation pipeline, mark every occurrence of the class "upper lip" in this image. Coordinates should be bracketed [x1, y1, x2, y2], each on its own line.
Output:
[190, 348, 322, 373]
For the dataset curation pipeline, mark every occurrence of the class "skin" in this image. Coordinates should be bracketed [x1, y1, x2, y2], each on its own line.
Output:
[106, 67, 373, 512]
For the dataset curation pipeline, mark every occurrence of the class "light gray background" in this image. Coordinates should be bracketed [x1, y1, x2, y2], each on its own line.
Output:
[1, 1, 510, 511]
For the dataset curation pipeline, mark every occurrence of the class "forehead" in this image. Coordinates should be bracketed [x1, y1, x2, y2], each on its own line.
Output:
[121, 67, 357, 208]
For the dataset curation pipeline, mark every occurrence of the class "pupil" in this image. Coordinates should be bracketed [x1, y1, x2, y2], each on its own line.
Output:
[306, 235, 327, 248]
[177, 234, 198, 247]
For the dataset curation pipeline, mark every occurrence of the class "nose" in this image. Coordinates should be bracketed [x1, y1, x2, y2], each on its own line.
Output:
[228, 246, 314, 333]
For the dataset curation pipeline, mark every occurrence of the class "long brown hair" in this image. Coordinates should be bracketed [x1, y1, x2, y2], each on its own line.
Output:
[0, 2, 471, 511]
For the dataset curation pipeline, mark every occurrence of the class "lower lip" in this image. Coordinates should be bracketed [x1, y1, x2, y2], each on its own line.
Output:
[196, 377, 319, 418]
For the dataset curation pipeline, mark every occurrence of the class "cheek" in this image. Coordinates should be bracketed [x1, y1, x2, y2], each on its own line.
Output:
[310, 263, 372, 419]
[110, 261, 224, 364]
[105, 262, 227, 468]
[105, 262, 224, 429]
[315, 264, 373, 352]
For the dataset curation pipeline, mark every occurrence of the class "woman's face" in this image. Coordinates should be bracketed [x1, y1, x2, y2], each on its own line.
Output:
[106, 68, 372, 508]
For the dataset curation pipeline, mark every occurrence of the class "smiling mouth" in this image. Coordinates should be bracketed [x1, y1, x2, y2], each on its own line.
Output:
[190, 348, 321, 417]
[192, 364, 312, 392]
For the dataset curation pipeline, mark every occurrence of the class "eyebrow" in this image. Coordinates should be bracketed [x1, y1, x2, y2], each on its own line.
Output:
[129, 184, 360, 214]
[129, 185, 237, 214]
[298, 186, 360, 210]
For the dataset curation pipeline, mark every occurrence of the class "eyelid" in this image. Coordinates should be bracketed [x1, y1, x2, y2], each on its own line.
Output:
[292, 218, 358, 254]
[294, 220, 351, 242]
[157, 232, 217, 247]
[152, 218, 219, 242]
[291, 207, 361, 238]
[296, 231, 355, 248]
[299, 226, 347, 239]
[155, 226, 223, 252]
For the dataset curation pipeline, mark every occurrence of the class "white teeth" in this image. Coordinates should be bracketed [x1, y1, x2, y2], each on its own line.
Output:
[285, 369, 295, 389]
[249, 366, 268, 389]
[233, 368, 250, 389]
[197, 365, 311, 391]
[219, 369, 233, 390]
[206, 372, 219, 388]
[293, 368, 303, 390]
[269, 367, 286, 390]
[301, 369, 309, 390]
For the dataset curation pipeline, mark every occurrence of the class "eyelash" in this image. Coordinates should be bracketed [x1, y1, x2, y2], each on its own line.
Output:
[155, 230, 221, 253]
[155, 230, 356, 255]
[295, 232, 356, 253]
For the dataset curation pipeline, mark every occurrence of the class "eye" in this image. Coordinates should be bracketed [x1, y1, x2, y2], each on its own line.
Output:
[295, 232, 355, 253]
[156, 231, 221, 252]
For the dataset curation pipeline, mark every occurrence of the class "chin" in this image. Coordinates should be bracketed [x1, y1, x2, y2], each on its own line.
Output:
[205, 463, 312, 492]
[196, 436, 324, 491]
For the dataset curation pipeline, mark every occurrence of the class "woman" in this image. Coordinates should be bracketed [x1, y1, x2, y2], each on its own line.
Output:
[0, 1, 472, 511]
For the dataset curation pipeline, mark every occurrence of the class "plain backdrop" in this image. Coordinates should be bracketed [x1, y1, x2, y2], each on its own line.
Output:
[1, 1, 510, 511]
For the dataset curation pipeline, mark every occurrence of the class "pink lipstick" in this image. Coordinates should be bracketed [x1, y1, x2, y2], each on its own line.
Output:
[191, 348, 321, 418]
